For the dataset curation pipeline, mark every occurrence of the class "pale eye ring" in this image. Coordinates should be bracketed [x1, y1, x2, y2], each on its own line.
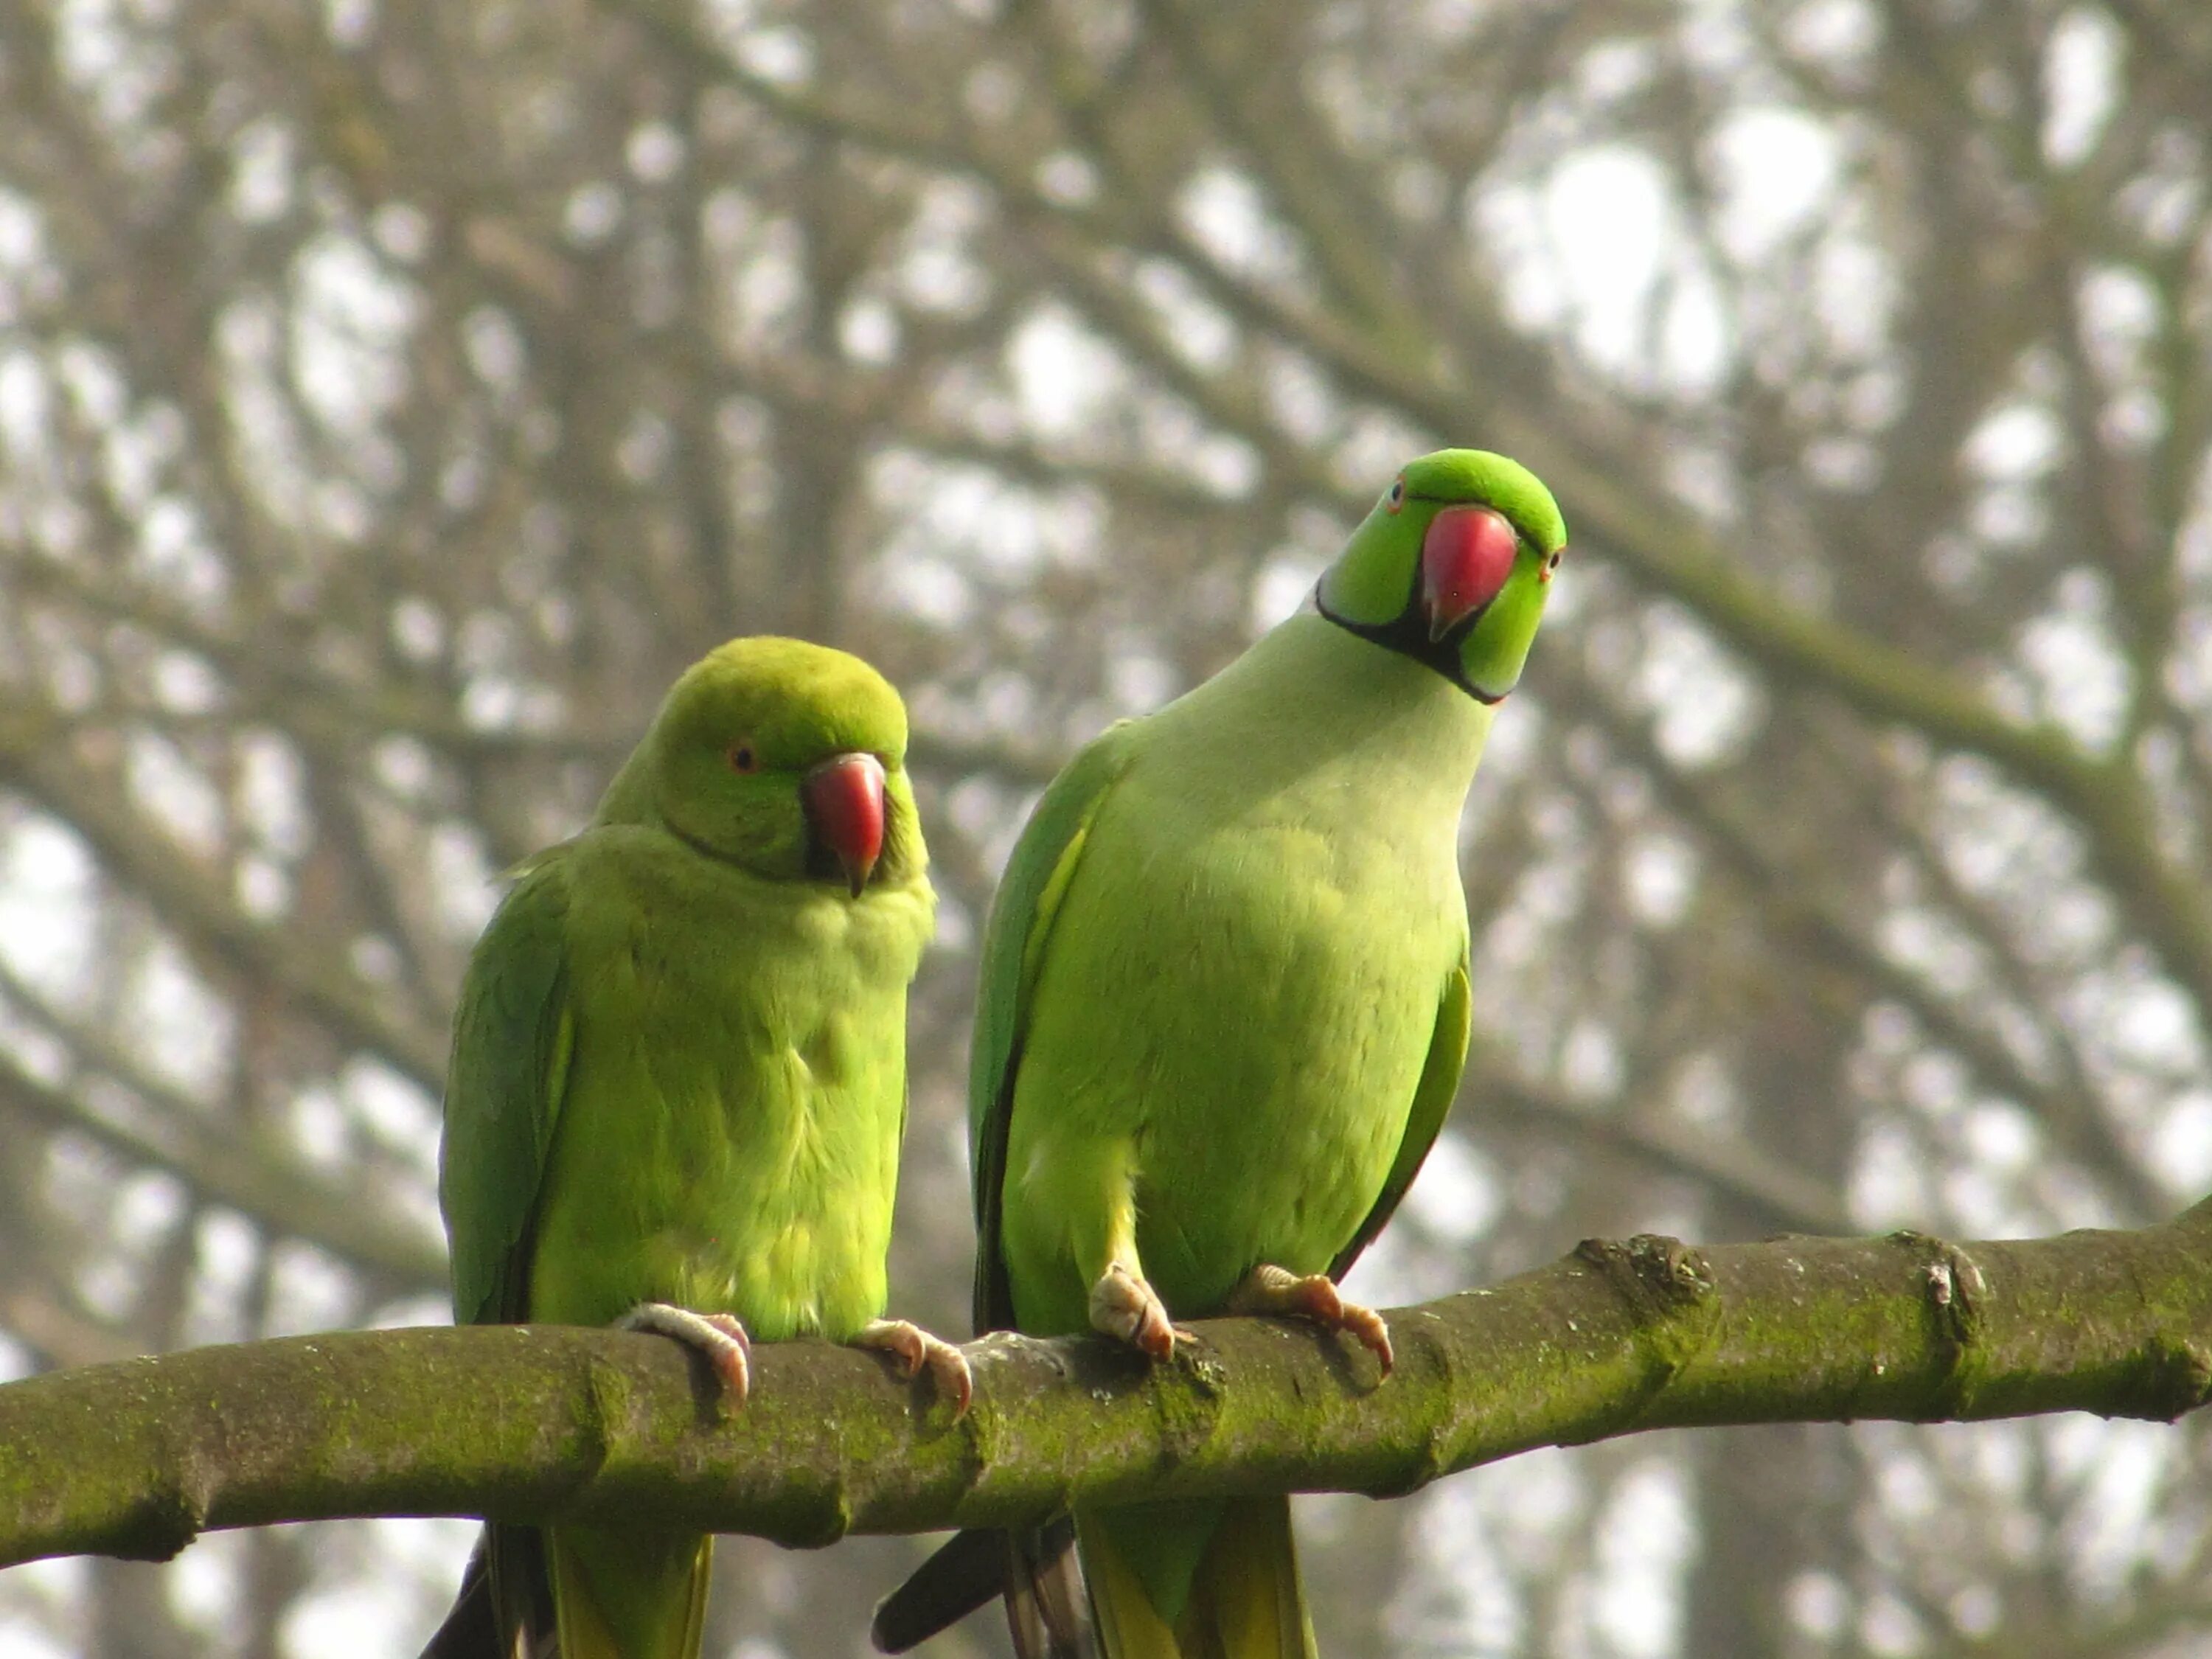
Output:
[727, 742, 759, 773]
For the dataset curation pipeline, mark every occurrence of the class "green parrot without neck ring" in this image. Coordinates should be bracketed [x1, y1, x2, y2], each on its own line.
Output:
[421, 636, 967, 1659]
[872, 450, 1567, 1659]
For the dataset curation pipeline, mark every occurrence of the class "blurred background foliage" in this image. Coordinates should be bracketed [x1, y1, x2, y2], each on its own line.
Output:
[1, 0, 2211, 1654]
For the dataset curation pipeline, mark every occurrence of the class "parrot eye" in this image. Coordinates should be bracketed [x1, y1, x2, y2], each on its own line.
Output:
[1386, 478, 1405, 515]
[727, 742, 759, 773]
[1540, 546, 1565, 585]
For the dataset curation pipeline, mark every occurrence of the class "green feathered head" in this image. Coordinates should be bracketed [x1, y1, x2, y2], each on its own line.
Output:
[1316, 448, 1567, 702]
[596, 636, 925, 896]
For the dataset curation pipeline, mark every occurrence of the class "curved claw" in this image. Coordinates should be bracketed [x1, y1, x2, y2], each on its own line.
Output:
[618, 1302, 754, 1404]
[1229, 1264, 1394, 1376]
[855, 1318, 975, 1416]
[1088, 1262, 1192, 1360]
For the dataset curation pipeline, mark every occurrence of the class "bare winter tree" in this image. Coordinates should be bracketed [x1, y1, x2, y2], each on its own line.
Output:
[1, 0, 2208, 1655]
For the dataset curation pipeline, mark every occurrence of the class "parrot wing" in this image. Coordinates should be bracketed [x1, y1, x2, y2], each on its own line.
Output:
[1327, 958, 1471, 1283]
[439, 849, 577, 1327]
[969, 720, 1142, 1332]
[425, 852, 576, 1658]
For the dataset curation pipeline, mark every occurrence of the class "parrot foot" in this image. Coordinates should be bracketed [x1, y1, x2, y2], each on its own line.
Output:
[618, 1303, 752, 1404]
[1088, 1262, 1192, 1361]
[855, 1318, 975, 1416]
[1230, 1264, 1395, 1376]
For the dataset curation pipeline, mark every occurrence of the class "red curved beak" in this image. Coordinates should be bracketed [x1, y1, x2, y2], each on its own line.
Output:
[801, 752, 888, 897]
[1421, 506, 1520, 641]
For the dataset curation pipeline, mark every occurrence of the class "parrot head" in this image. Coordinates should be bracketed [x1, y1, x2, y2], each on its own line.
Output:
[1316, 448, 1566, 701]
[598, 636, 924, 896]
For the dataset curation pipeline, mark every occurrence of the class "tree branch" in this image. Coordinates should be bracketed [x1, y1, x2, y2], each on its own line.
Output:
[1474, 1067, 1854, 1237]
[0, 1047, 445, 1291]
[0, 729, 451, 1089]
[5, 1203, 2208, 1571]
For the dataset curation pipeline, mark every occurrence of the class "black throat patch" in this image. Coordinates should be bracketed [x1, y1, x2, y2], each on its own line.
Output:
[1315, 585, 1504, 706]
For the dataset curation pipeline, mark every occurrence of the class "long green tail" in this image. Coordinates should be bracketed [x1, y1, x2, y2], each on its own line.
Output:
[548, 1524, 712, 1659]
[1080, 1498, 1315, 1659]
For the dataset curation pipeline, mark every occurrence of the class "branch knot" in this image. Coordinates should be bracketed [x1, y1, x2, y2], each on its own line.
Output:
[2138, 1336, 2212, 1422]
[1576, 1233, 1718, 1312]
[1572, 1234, 1722, 1423]
[1888, 1230, 1989, 1413]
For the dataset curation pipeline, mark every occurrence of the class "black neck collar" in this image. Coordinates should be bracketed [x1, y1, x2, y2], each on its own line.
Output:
[1315, 590, 1503, 706]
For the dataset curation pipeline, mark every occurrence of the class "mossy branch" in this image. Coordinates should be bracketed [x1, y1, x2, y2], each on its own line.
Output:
[4, 1203, 2209, 1571]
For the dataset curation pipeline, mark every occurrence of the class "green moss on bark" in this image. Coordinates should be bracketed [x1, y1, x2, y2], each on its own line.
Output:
[2, 1202, 2208, 1570]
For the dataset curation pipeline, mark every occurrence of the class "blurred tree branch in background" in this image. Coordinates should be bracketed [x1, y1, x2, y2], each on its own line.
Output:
[3, 0, 2211, 1654]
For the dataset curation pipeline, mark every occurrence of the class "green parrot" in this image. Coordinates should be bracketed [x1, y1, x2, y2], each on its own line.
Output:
[872, 451, 1565, 1659]
[420, 636, 968, 1659]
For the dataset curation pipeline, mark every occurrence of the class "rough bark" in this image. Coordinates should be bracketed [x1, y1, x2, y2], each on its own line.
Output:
[5, 1208, 2208, 1572]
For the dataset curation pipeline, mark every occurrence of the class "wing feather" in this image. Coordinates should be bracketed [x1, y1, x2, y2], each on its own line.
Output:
[437, 851, 575, 1327]
[1328, 958, 1470, 1283]
[968, 723, 1139, 1333]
